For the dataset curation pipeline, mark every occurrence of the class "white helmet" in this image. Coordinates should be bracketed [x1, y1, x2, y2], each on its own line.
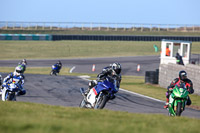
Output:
[14, 66, 23, 76]
[111, 62, 122, 75]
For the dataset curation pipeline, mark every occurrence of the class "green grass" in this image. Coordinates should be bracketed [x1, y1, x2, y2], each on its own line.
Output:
[0, 67, 70, 75]
[0, 41, 200, 60]
[0, 101, 199, 133]
[0, 41, 161, 59]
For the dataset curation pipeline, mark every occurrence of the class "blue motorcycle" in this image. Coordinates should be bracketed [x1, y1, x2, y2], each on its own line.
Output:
[1, 82, 20, 101]
[80, 76, 119, 109]
[50, 64, 60, 76]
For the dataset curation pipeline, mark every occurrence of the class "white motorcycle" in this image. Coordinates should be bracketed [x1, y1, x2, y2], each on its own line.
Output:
[79, 76, 119, 109]
[1, 82, 20, 101]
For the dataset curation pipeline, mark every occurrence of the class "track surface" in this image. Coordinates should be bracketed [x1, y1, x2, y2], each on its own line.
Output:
[0, 56, 160, 76]
[0, 56, 200, 118]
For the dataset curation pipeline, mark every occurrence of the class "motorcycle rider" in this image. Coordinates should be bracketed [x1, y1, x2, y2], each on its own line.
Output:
[164, 70, 194, 108]
[18, 59, 27, 73]
[53, 61, 62, 74]
[85, 62, 122, 99]
[2, 66, 26, 96]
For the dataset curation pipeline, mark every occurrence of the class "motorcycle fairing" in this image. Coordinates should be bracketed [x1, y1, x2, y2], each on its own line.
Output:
[94, 79, 115, 94]
[86, 88, 97, 107]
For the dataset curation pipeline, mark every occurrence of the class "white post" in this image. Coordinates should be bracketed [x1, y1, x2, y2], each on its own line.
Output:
[132, 24, 135, 31]
[98, 24, 101, 31]
[90, 23, 93, 31]
[5, 22, 8, 29]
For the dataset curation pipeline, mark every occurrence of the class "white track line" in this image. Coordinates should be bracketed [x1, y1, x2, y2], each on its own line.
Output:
[78, 75, 164, 103]
[69, 66, 76, 73]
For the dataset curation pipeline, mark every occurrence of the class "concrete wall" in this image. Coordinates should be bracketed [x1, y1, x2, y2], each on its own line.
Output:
[159, 63, 200, 95]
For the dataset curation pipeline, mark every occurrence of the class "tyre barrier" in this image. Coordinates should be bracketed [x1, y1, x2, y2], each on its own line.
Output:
[145, 69, 159, 84]
[0, 34, 51, 40]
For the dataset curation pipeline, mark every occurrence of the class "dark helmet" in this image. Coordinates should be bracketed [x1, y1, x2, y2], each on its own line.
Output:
[179, 70, 187, 81]
[22, 59, 27, 65]
[111, 62, 122, 75]
[57, 61, 62, 66]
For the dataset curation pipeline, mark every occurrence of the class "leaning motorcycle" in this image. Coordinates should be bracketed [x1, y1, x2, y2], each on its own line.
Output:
[1, 82, 20, 101]
[79, 76, 119, 109]
[50, 65, 59, 76]
[168, 83, 189, 116]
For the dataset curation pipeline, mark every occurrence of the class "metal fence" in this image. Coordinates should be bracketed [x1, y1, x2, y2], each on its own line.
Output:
[0, 21, 200, 32]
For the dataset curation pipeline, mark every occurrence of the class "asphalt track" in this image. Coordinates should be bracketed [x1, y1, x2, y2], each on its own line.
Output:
[0, 56, 161, 76]
[0, 56, 200, 118]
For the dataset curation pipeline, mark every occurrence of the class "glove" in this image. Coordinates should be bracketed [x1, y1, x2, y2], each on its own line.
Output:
[169, 88, 173, 91]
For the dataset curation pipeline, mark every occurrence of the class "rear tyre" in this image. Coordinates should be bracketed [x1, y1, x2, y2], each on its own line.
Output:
[176, 102, 182, 116]
[94, 94, 108, 109]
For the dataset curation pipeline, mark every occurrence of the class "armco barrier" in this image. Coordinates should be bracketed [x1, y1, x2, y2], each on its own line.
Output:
[0, 34, 51, 40]
[52, 35, 200, 41]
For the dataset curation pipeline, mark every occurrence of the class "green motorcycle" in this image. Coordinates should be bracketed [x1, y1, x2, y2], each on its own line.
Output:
[168, 83, 189, 116]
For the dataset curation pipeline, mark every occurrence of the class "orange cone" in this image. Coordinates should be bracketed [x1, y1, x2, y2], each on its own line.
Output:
[92, 64, 96, 72]
[137, 64, 141, 72]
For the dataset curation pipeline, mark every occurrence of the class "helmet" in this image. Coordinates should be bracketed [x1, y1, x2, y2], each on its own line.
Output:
[111, 62, 121, 75]
[58, 61, 62, 65]
[14, 66, 23, 76]
[179, 70, 187, 81]
[22, 59, 27, 65]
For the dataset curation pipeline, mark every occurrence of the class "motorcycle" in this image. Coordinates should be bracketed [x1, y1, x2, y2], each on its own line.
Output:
[50, 65, 60, 76]
[168, 83, 189, 116]
[79, 76, 119, 109]
[1, 82, 20, 101]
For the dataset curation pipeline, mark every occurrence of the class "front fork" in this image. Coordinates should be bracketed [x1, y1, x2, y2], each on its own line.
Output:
[169, 95, 186, 116]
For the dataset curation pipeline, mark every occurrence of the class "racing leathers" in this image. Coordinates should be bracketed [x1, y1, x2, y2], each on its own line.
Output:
[2, 73, 26, 95]
[54, 63, 62, 73]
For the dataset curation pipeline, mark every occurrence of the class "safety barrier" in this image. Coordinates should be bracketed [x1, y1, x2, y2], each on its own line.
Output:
[52, 35, 200, 42]
[1, 34, 200, 41]
[0, 34, 51, 40]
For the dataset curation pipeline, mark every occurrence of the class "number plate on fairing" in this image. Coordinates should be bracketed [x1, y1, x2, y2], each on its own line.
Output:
[86, 88, 97, 107]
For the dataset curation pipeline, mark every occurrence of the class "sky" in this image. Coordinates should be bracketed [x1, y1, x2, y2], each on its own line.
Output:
[0, 0, 200, 25]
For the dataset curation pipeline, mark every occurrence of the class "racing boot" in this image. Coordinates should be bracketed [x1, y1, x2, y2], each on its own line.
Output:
[164, 98, 169, 108]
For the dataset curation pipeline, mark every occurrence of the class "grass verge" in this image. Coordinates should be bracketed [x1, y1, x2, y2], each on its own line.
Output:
[0, 41, 200, 60]
[0, 67, 70, 75]
[0, 101, 200, 133]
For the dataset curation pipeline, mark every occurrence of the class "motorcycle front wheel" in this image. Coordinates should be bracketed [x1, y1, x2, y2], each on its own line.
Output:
[176, 102, 182, 116]
[94, 94, 109, 109]
[7, 93, 16, 101]
[79, 98, 86, 108]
